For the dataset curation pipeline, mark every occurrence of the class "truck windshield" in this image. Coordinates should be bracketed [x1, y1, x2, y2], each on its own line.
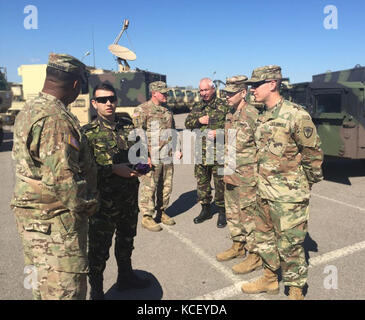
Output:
[315, 93, 341, 113]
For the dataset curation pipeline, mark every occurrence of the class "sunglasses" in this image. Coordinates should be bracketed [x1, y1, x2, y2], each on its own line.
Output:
[250, 81, 269, 89]
[94, 96, 117, 104]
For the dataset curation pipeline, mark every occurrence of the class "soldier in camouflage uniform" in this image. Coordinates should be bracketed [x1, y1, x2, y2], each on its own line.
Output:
[82, 83, 150, 299]
[132, 81, 181, 232]
[241, 66, 323, 300]
[185, 78, 231, 227]
[10, 53, 99, 300]
[216, 76, 263, 274]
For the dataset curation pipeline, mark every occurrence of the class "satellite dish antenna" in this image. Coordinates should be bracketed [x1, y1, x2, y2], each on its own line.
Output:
[108, 19, 137, 72]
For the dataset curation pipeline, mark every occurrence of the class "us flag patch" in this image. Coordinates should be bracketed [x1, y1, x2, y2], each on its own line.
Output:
[68, 134, 80, 151]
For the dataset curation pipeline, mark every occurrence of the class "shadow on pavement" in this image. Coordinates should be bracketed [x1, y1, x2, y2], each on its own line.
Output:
[166, 190, 197, 218]
[104, 270, 163, 300]
[322, 156, 365, 185]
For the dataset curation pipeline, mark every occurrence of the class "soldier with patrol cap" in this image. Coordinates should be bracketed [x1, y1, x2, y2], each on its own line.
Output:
[185, 78, 231, 228]
[11, 53, 99, 300]
[132, 81, 181, 232]
[216, 75, 263, 275]
[241, 65, 323, 300]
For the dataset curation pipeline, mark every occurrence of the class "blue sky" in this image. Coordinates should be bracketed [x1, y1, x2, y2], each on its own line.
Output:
[0, 0, 364, 88]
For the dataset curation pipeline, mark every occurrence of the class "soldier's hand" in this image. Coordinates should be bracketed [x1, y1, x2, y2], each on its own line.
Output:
[112, 164, 141, 178]
[175, 151, 183, 160]
[199, 115, 209, 125]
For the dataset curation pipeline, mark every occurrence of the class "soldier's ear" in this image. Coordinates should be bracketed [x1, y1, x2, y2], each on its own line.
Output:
[91, 99, 98, 110]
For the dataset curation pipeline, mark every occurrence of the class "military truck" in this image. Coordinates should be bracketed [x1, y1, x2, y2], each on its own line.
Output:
[166, 87, 185, 113]
[287, 65, 365, 160]
[0, 68, 13, 145]
[182, 88, 195, 112]
[7, 20, 167, 126]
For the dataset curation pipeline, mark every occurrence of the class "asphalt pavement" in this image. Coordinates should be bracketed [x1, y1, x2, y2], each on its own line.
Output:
[1, 114, 365, 301]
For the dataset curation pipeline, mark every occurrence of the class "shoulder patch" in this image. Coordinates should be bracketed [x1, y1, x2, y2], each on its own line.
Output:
[67, 134, 80, 151]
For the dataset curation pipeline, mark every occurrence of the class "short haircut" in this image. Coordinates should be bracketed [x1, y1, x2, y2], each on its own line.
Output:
[45, 66, 79, 86]
[92, 82, 117, 97]
[199, 78, 215, 89]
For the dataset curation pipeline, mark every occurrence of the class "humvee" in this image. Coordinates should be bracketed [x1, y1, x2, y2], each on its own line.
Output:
[288, 65, 365, 159]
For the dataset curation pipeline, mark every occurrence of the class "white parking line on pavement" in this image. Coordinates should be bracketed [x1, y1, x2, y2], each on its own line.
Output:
[191, 239, 365, 300]
[312, 193, 365, 212]
[164, 226, 267, 300]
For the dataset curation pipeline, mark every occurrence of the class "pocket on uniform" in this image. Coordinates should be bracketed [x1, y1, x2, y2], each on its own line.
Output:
[279, 202, 309, 231]
[24, 222, 51, 235]
[268, 129, 288, 157]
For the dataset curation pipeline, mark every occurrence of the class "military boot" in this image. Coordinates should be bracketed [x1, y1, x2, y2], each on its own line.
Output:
[216, 206, 227, 228]
[193, 204, 212, 224]
[241, 267, 279, 295]
[142, 216, 162, 232]
[155, 209, 176, 225]
[288, 286, 304, 300]
[232, 252, 263, 274]
[216, 242, 245, 262]
[116, 261, 150, 291]
[89, 273, 104, 300]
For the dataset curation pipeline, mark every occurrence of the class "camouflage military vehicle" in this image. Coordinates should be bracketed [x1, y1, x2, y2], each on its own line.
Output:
[182, 88, 195, 112]
[79, 19, 167, 122]
[287, 65, 365, 160]
[80, 69, 166, 122]
[166, 87, 184, 113]
[0, 68, 13, 145]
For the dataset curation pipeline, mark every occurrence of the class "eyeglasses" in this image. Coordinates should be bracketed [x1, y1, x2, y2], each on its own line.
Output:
[94, 95, 117, 104]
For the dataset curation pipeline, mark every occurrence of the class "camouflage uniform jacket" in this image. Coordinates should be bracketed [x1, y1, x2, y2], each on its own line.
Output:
[185, 95, 231, 164]
[132, 100, 176, 161]
[224, 103, 259, 187]
[11, 92, 99, 219]
[255, 98, 323, 202]
[82, 115, 139, 201]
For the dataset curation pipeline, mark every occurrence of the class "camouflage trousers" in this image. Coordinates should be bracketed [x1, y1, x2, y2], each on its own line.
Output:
[254, 196, 309, 288]
[194, 164, 225, 207]
[138, 163, 173, 217]
[88, 188, 139, 276]
[225, 183, 257, 253]
[14, 208, 88, 300]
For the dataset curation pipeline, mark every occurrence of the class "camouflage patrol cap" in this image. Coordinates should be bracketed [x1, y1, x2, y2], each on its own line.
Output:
[47, 53, 87, 77]
[246, 65, 282, 84]
[149, 81, 169, 93]
[224, 75, 248, 93]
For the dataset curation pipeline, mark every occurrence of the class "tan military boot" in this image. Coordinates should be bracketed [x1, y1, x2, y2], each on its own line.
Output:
[241, 268, 279, 295]
[288, 286, 304, 300]
[142, 216, 162, 232]
[161, 211, 176, 225]
[232, 252, 263, 274]
[216, 242, 245, 262]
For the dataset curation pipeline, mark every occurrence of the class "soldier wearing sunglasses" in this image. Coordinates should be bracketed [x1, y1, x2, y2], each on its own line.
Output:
[241, 65, 323, 300]
[82, 83, 150, 299]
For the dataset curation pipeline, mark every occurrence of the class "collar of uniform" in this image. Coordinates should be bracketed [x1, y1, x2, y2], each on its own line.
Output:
[97, 115, 117, 131]
[202, 94, 217, 108]
[148, 99, 166, 111]
[39, 92, 66, 111]
[263, 97, 284, 120]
